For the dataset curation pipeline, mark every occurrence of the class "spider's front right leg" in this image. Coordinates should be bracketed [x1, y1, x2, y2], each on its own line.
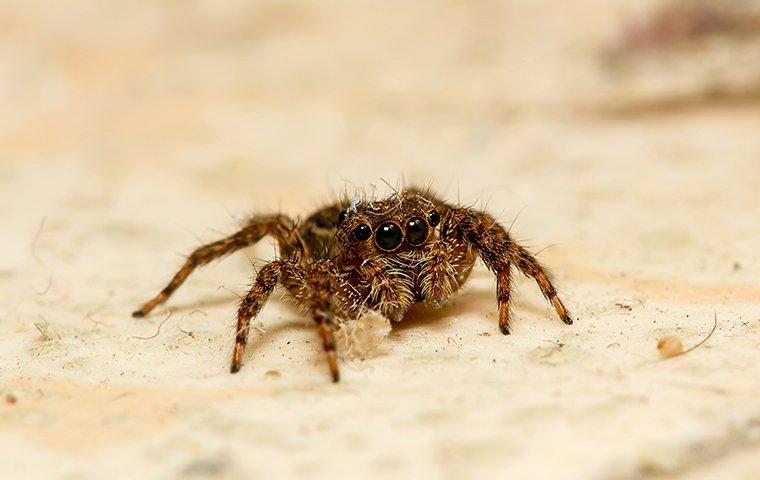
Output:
[133, 214, 299, 318]
[359, 258, 414, 322]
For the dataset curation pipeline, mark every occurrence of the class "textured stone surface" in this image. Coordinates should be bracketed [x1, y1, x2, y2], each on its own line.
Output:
[1, 2, 759, 479]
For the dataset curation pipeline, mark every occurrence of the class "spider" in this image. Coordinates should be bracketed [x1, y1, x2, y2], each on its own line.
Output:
[133, 187, 573, 382]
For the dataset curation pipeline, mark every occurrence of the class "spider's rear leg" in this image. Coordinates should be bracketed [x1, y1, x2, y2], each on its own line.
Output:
[133, 214, 300, 318]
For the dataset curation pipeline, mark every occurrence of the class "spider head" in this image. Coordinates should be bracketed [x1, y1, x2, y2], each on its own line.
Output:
[335, 191, 441, 260]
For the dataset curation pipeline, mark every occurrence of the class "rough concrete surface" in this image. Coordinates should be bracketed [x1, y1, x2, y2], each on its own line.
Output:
[1, 1, 759, 479]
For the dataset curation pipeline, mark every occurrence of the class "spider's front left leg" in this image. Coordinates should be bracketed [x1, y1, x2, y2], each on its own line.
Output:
[303, 261, 342, 382]
[133, 214, 300, 318]
[442, 208, 573, 334]
[231, 259, 343, 382]
[231, 259, 288, 373]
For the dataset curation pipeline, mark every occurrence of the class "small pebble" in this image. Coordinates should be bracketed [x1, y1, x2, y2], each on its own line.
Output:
[657, 336, 684, 358]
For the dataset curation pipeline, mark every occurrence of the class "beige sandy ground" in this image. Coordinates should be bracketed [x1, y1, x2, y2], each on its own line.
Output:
[1, 1, 760, 479]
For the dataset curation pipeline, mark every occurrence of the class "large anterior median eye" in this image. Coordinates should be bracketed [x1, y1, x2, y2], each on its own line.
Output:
[353, 223, 372, 241]
[375, 222, 403, 251]
[405, 217, 428, 245]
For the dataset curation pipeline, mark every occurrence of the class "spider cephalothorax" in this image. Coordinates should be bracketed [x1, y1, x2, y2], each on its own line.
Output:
[133, 187, 573, 382]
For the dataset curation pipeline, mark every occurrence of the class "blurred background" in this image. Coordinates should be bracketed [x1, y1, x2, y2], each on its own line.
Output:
[3, 0, 759, 293]
[2, 1, 760, 479]
[3, 0, 759, 248]
[4, 0, 759, 180]
[3, 0, 759, 261]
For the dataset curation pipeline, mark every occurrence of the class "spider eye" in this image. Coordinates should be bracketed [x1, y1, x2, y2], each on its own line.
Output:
[337, 210, 347, 225]
[375, 222, 403, 251]
[405, 217, 428, 246]
[352, 223, 372, 241]
[427, 210, 440, 227]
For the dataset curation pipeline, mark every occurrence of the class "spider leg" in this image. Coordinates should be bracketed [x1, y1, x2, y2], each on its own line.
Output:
[307, 262, 341, 382]
[230, 259, 287, 373]
[231, 260, 342, 382]
[497, 262, 513, 334]
[359, 258, 414, 322]
[418, 240, 460, 308]
[133, 214, 299, 317]
[508, 240, 573, 326]
[443, 208, 573, 329]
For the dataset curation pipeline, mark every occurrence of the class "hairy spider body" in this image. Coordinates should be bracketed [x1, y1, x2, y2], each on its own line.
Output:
[133, 187, 573, 382]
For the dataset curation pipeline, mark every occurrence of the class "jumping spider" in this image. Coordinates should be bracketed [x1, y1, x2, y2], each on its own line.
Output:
[133, 187, 573, 382]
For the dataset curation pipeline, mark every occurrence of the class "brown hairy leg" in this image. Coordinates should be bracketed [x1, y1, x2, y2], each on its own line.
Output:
[307, 262, 341, 382]
[359, 257, 414, 322]
[445, 208, 573, 329]
[507, 240, 573, 325]
[133, 214, 299, 318]
[497, 263, 513, 334]
[418, 240, 458, 308]
[306, 261, 340, 382]
[230, 260, 287, 373]
[315, 318, 339, 382]
[231, 260, 342, 382]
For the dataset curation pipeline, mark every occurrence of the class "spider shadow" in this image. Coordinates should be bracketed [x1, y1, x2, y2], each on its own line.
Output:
[394, 284, 550, 333]
[244, 319, 314, 362]
[147, 282, 554, 343]
[163, 294, 318, 365]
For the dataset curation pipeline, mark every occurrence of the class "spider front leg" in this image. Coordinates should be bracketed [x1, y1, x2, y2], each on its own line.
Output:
[133, 214, 299, 318]
[231, 260, 343, 382]
[231, 260, 287, 373]
[304, 262, 341, 382]
[418, 240, 461, 308]
[359, 258, 414, 322]
[496, 262, 513, 334]
[443, 208, 573, 332]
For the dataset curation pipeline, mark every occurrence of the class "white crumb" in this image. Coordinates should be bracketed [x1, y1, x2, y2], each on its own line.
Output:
[335, 310, 392, 360]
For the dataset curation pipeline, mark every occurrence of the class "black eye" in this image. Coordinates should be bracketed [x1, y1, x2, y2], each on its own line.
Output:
[428, 210, 440, 227]
[405, 217, 428, 245]
[352, 223, 372, 241]
[337, 211, 347, 225]
[375, 222, 403, 251]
